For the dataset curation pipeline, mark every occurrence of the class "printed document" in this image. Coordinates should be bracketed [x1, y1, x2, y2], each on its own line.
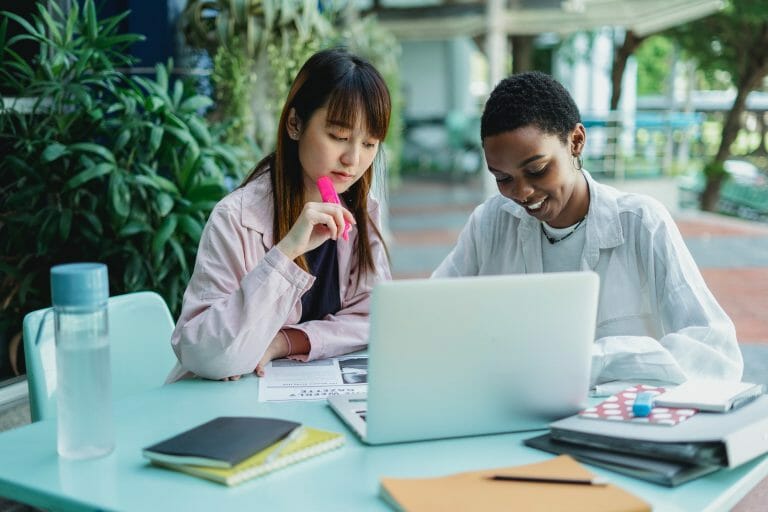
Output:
[258, 355, 368, 402]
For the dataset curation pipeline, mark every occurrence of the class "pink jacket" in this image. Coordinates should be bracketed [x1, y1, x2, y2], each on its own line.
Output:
[166, 173, 391, 382]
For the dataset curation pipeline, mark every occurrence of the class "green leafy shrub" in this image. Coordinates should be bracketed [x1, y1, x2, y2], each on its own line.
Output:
[0, 0, 240, 374]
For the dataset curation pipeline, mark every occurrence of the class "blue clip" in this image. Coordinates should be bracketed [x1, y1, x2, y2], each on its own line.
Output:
[633, 391, 655, 417]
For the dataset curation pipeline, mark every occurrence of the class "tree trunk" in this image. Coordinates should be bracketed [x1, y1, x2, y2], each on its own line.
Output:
[715, 88, 750, 162]
[757, 112, 768, 156]
[610, 30, 645, 111]
[701, 70, 767, 211]
[701, 174, 724, 212]
[605, 30, 645, 176]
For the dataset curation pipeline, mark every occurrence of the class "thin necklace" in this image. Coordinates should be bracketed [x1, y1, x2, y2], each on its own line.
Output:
[541, 216, 587, 245]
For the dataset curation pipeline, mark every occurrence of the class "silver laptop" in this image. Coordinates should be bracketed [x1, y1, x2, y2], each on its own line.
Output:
[328, 272, 599, 445]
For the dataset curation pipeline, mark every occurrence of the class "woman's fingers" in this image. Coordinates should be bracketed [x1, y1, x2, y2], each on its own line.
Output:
[277, 202, 354, 258]
[305, 203, 347, 240]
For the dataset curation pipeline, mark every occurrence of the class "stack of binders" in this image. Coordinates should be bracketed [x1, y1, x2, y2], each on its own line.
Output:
[526, 393, 768, 487]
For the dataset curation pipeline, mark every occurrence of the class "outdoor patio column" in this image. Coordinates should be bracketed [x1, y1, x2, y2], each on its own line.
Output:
[483, 0, 508, 198]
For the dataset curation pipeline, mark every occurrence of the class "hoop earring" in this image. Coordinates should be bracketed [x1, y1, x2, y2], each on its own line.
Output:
[572, 154, 583, 171]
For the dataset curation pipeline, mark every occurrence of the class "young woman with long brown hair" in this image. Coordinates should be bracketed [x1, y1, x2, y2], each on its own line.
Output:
[167, 48, 392, 382]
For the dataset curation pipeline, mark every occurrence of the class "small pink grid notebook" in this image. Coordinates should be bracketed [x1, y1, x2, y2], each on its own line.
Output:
[579, 385, 699, 426]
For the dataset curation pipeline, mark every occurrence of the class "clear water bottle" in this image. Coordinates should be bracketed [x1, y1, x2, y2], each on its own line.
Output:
[50, 263, 114, 459]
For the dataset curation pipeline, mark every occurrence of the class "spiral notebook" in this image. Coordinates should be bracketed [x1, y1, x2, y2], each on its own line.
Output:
[143, 417, 301, 468]
[149, 426, 344, 486]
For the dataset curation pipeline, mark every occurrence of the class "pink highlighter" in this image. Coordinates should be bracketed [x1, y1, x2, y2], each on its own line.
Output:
[316, 176, 351, 241]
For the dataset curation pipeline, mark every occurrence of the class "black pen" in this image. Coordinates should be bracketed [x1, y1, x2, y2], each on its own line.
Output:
[488, 475, 609, 486]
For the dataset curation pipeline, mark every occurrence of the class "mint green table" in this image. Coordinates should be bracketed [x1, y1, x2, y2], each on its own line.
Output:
[0, 376, 766, 511]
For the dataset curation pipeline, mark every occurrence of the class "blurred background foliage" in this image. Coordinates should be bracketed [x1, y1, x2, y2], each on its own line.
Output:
[180, 0, 403, 180]
[0, 0, 240, 373]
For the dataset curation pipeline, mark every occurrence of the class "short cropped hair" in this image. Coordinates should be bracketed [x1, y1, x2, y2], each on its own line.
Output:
[481, 71, 581, 144]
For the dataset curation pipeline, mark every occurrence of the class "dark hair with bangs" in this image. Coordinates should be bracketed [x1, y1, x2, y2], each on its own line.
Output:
[481, 71, 580, 144]
[243, 47, 391, 278]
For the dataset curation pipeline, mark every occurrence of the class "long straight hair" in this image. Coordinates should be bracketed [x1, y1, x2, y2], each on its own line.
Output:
[243, 48, 391, 278]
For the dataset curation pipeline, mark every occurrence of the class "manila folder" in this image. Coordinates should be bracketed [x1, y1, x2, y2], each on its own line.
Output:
[379, 455, 650, 512]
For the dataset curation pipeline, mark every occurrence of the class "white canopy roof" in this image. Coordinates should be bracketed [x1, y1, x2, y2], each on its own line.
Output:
[364, 0, 724, 39]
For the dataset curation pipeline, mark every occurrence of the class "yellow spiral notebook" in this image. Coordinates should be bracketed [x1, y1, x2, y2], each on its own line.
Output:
[150, 426, 345, 486]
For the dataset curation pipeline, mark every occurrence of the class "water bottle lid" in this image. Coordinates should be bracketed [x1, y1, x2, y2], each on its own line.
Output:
[50, 263, 109, 307]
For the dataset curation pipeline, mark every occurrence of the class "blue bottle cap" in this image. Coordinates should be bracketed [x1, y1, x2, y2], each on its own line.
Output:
[50, 263, 109, 307]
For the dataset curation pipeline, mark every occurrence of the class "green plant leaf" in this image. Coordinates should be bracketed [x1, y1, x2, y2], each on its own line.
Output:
[165, 126, 200, 154]
[180, 153, 201, 191]
[88, 107, 104, 121]
[37, 210, 58, 254]
[63, 162, 113, 190]
[179, 95, 213, 113]
[151, 214, 178, 256]
[155, 192, 175, 216]
[187, 116, 212, 146]
[185, 181, 226, 203]
[209, 145, 240, 170]
[64, 2, 77, 43]
[168, 237, 189, 279]
[133, 173, 179, 195]
[167, 279, 180, 313]
[147, 95, 164, 113]
[4, 49, 35, 81]
[81, 211, 104, 236]
[115, 129, 131, 152]
[99, 9, 131, 38]
[73, 85, 94, 111]
[172, 79, 183, 108]
[69, 142, 116, 163]
[166, 127, 201, 185]
[58, 209, 72, 239]
[164, 111, 187, 130]
[117, 221, 149, 237]
[149, 125, 163, 155]
[106, 102, 124, 114]
[177, 214, 203, 242]
[42, 143, 69, 162]
[124, 252, 146, 290]
[1, 11, 39, 38]
[85, 0, 98, 40]
[155, 62, 169, 91]
[37, 3, 61, 44]
[109, 172, 131, 220]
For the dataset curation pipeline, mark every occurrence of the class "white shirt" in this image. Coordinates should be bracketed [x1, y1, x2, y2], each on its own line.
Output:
[541, 220, 586, 272]
[432, 171, 743, 386]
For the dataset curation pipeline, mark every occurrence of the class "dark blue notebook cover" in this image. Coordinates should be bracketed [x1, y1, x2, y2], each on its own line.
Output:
[143, 416, 300, 468]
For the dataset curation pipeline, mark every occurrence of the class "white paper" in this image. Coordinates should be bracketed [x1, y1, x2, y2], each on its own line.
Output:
[258, 355, 368, 402]
[655, 378, 763, 411]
